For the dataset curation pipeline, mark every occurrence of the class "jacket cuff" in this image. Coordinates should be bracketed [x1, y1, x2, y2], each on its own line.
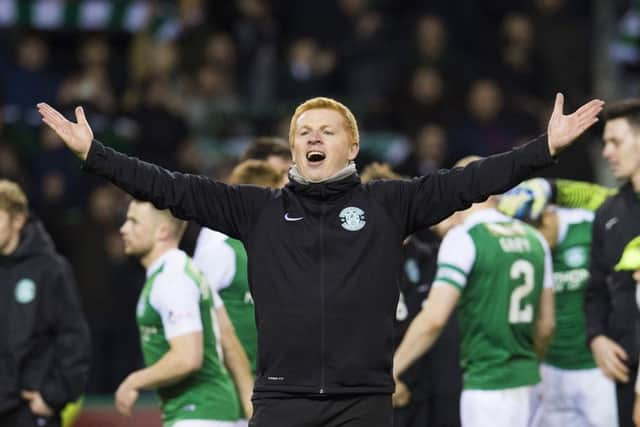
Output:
[39, 384, 67, 413]
[586, 328, 606, 347]
[81, 139, 107, 172]
[518, 134, 557, 168]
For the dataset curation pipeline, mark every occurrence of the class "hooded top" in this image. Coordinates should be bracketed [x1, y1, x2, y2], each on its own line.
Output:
[0, 217, 90, 414]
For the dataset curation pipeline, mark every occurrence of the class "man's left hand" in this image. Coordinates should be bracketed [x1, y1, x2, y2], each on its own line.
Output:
[547, 93, 604, 156]
[115, 377, 139, 416]
[21, 390, 54, 417]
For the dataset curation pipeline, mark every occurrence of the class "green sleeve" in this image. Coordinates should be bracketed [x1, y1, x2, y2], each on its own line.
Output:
[554, 179, 617, 211]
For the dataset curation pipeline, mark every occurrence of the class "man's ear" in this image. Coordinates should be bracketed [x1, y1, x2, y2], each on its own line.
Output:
[348, 143, 360, 161]
[13, 213, 26, 233]
[156, 222, 172, 241]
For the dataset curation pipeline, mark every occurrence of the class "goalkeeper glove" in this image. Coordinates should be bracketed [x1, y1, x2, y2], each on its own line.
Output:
[615, 236, 640, 272]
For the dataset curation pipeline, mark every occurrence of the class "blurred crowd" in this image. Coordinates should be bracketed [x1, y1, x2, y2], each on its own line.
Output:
[0, 0, 612, 394]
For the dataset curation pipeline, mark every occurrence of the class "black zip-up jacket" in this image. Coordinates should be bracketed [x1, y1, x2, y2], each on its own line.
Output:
[585, 182, 640, 362]
[0, 218, 90, 416]
[83, 135, 554, 395]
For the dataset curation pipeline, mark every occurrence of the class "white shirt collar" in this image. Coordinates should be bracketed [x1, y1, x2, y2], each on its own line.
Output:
[146, 248, 180, 278]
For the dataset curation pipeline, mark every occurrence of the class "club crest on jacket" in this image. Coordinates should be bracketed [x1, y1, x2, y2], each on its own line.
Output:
[15, 278, 36, 304]
[339, 207, 366, 231]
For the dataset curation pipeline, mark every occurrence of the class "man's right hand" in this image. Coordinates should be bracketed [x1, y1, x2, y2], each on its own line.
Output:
[591, 335, 629, 382]
[392, 379, 411, 408]
[37, 103, 94, 161]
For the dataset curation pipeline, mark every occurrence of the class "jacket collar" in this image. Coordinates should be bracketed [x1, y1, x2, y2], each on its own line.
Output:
[285, 169, 361, 200]
[288, 162, 357, 185]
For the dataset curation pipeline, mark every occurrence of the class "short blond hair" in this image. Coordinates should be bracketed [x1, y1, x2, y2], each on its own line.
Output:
[289, 97, 360, 147]
[360, 162, 402, 183]
[453, 155, 483, 168]
[0, 179, 28, 216]
[228, 160, 284, 188]
[130, 199, 187, 240]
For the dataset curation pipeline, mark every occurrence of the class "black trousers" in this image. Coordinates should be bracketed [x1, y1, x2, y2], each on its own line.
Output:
[617, 363, 639, 427]
[0, 404, 61, 427]
[249, 394, 393, 427]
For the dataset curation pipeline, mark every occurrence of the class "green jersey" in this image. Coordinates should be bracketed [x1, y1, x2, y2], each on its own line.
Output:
[194, 229, 257, 374]
[137, 249, 239, 425]
[544, 208, 595, 369]
[434, 209, 552, 390]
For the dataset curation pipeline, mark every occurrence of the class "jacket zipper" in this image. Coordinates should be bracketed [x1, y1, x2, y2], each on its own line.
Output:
[319, 200, 326, 394]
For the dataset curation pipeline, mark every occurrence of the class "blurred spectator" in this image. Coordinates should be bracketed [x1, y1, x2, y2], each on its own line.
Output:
[126, 38, 186, 124]
[533, 0, 590, 103]
[58, 37, 115, 114]
[497, 13, 546, 119]
[449, 78, 523, 160]
[397, 124, 447, 176]
[240, 136, 292, 177]
[234, 0, 279, 104]
[70, 184, 143, 393]
[129, 38, 182, 88]
[360, 162, 402, 182]
[392, 66, 451, 134]
[29, 127, 84, 256]
[128, 78, 189, 169]
[0, 143, 28, 189]
[412, 15, 455, 76]
[335, 0, 397, 111]
[30, 128, 83, 208]
[184, 63, 241, 146]
[203, 32, 238, 76]
[407, 15, 467, 101]
[278, 37, 337, 102]
[0, 34, 60, 117]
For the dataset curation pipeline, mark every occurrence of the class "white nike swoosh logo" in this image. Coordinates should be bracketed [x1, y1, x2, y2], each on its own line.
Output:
[605, 217, 619, 230]
[284, 213, 304, 221]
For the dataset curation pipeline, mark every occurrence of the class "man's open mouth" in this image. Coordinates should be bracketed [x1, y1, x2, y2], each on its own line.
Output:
[306, 151, 326, 163]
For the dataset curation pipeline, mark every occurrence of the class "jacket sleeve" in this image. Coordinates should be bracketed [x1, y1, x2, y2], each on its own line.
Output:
[376, 135, 556, 234]
[82, 140, 272, 240]
[584, 207, 611, 344]
[39, 259, 91, 412]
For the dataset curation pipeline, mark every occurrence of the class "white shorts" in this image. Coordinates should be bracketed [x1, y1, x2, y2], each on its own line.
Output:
[170, 420, 244, 427]
[534, 363, 618, 427]
[460, 385, 536, 427]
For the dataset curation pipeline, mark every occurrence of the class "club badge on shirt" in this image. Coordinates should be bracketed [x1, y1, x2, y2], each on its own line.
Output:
[15, 278, 36, 304]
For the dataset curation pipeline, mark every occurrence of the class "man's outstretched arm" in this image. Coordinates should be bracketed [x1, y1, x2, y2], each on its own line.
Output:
[387, 94, 604, 232]
[37, 103, 269, 239]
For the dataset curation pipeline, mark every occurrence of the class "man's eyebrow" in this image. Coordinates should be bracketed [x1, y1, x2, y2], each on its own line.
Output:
[299, 124, 334, 129]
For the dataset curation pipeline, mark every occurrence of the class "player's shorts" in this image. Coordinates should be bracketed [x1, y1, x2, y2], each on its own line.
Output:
[170, 420, 245, 427]
[460, 385, 536, 427]
[533, 363, 618, 427]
